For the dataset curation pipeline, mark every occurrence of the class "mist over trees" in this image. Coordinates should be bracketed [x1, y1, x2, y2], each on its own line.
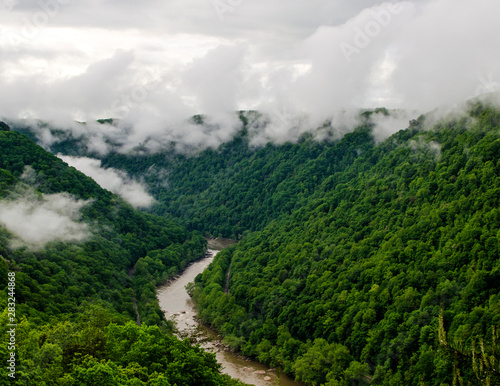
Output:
[0, 129, 242, 385]
[1, 99, 500, 384]
[188, 102, 500, 384]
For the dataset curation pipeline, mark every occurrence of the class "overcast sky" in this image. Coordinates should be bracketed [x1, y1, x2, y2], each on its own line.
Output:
[1, 0, 499, 146]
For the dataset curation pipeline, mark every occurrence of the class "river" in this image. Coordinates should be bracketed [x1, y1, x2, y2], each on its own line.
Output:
[156, 239, 303, 386]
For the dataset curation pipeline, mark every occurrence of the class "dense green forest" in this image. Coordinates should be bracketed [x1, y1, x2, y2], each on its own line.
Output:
[14, 112, 375, 239]
[191, 103, 500, 385]
[0, 128, 243, 385]
[8, 101, 500, 385]
[101, 117, 375, 239]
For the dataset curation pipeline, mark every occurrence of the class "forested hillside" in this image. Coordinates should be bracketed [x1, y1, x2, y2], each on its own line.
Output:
[191, 102, 500, 384]
[101, 122, 375, 239]
[8, 101, 500, 385]
[25, 112, 372, 239]
[0, 128, 243, 385]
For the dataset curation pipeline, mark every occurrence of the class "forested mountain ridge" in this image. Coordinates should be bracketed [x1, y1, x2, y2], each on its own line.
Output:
[190, 103, 500, 384]
[26, 111, 378, 238]
[0, 128, 244, 385]
[6, 101, 500, 385]
[102, 122, 376, 239]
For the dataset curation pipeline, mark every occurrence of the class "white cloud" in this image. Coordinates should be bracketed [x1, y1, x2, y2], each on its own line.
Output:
[408, 138, 442, 161]
[371, 109, 414, 143]
[59, 155, 155, 208]
[182, 44, 247, 114]
[0, 0, 498, 151]
[0, 191, 90, 249]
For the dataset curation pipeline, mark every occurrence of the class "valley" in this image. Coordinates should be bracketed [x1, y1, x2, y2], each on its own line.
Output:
[157, 239, 302, 385]
[1, 100, 500, 384]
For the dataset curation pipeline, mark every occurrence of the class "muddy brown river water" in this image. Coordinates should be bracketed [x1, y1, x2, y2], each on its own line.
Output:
[156, 239, 303, 386]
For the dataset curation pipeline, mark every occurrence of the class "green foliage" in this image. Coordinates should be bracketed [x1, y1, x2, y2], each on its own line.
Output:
[97, 122, 374, 238]
[190, 104, 500, 384]
[9, 103, 500, 384]
[0, 122, 10, 132]
[0, 131, 240, 384]
[0, 305, 243, 385]
[293, 339, 352, 385]
[439, 308, 500, 385]
[132, 233, 206, 325]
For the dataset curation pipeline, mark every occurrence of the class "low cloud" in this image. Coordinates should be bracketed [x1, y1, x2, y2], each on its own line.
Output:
[242, 109, 359, 147]
[371, 109, 415, 143]
[16, 119, 131, 156]
[408, 138, 442, 161]
[59, 155, 155, 208]
[1, 0, 499, 153]
[0, 191, 90, 249]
